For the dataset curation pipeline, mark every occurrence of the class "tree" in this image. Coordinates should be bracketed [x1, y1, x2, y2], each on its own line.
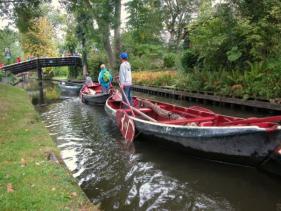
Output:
[126, 0, 163, 44]
[0, 0, 50, 33]
[61, 0, 123, 71]
[184, 0, 281, 72]
[87, 0, 116, 69]
[228, 0, 281, 59]
[188, 2, 242, 70]
[62, 0, 94, 76]
[0, 27, 23, 64]
[64, 17, 78, 55]
[21, 16, 57, 57]
[162, 0, 199, 50]
[113, 0, 121, 68]
[76, 11, 92, 76]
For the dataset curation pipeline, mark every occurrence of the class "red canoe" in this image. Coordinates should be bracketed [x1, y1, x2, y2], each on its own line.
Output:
[80, 83, 111, 105]
[105, 93, 281, 175]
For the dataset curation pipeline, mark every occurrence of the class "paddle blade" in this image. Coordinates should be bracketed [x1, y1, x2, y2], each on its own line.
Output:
[112, 90, 122, 101]
[116, 110, 135, 143]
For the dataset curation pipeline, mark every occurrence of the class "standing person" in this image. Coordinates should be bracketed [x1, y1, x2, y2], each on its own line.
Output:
[98, 64, 112, 93]
[16, 57, 21, 63]
[119, 52, 132, 105]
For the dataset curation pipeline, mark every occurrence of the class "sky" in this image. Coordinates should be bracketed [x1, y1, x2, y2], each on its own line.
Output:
[51, 0, 129, 28]
[0, 0, 129, 30]
[0, 16, 13, 30]
[0, 19, 7, 29]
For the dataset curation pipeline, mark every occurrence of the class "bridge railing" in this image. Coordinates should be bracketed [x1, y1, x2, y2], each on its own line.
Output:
[2, 56, 82, 75]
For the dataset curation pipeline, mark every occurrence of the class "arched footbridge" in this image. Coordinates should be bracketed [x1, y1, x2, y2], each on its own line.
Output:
[2, 56, 82, 79]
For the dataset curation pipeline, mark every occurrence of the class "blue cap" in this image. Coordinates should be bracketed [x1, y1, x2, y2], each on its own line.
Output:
[120, 52, 128, 59]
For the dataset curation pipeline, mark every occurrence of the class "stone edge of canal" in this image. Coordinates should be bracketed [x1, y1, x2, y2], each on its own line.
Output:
[0, 83, 98, 210]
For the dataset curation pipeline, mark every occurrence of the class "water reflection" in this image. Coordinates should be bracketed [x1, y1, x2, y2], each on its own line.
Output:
[38, 81, 44, 104]
[18, 80, 61, 105]
[39, 97, 281, 211]
[22, 80, 281, 211]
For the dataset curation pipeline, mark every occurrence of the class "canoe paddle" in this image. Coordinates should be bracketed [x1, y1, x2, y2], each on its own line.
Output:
[116, 81, 157, 143]
[115, 81, 136, 143]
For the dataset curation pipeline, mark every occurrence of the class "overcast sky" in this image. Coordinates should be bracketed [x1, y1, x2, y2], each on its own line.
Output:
[0, 0, 129, 30]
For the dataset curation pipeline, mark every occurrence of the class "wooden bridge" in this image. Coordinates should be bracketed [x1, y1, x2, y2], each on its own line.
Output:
[2, 56, 82, 79]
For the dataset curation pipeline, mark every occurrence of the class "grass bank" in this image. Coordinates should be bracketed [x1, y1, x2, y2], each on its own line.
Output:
[0, 84, 97, 210]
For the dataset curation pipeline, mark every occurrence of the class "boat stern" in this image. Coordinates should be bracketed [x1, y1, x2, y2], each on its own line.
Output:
[259, 145, 281, 176]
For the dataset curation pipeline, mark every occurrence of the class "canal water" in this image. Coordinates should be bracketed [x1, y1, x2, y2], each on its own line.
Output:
[20, 80, 281, 211]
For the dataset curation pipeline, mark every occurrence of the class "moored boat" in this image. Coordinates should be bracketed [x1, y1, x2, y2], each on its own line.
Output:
[80, 83, 111, 105]
[58, 81, 82, 96]
[105, 93, 281, 174]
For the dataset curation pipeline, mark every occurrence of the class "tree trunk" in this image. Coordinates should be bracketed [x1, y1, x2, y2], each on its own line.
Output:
[81, 36, 88, 78]
[114, 0, 121, 70]
[103, 25, 115, 69]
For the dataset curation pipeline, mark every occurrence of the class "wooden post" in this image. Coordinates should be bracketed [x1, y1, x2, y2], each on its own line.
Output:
[37, 57, 42, 80]
[74, 57, 77, 72]
[38, 80, 44, 105]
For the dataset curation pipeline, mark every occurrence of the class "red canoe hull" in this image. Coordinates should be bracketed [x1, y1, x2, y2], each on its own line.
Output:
[80, 83, 111, 105]
[105, 95, 281, 174]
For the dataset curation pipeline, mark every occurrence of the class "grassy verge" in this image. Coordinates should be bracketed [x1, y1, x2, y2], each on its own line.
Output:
[52, 76, 68, 80]
[0, 84, 97, 210]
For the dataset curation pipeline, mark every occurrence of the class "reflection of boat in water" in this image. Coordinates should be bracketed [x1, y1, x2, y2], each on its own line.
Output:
[80, 83, 111, 105]
[105, 93, 281, 176]
[58, 82, 82, 96]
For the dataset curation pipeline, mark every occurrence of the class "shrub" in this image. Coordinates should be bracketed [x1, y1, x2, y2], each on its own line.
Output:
[130, 56, 163, 71]
[150, 58, 163, 69]
[68, 66, 82, 79]
[88, 52, 108, 78]
[53, 67, 68, 77]
[181, 49, 198, 72]
[163, 53, 176, 68]
[0, 70, 3, 81]
[133, 70, 176, 86]
[43, 67, 54, 79]
[130, 57, 146, 71]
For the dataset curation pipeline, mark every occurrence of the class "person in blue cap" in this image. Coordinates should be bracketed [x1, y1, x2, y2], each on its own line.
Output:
[98, 64, 112, 93]
[119, 52, 132, 105]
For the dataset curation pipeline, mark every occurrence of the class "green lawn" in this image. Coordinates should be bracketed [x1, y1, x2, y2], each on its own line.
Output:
[52, 76, 68, 80]
[0, 84, 97, 210]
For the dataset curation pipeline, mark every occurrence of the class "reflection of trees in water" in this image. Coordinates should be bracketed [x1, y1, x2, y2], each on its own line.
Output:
[45, 86, 60, 100]
[19, 79, 39, 90]
[21, 80, 61, 105]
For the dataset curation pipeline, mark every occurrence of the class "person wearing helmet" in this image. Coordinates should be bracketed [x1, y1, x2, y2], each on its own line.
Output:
[119, 52, 132, 105]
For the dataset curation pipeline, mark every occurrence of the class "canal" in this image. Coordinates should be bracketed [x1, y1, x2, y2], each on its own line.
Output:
[19, 80, 281, 211]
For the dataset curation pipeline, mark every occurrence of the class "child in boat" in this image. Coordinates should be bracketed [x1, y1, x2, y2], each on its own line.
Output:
[82, 76, 95, 94]
[85, 76, 94, 87]
[98, 64, 112, 93]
